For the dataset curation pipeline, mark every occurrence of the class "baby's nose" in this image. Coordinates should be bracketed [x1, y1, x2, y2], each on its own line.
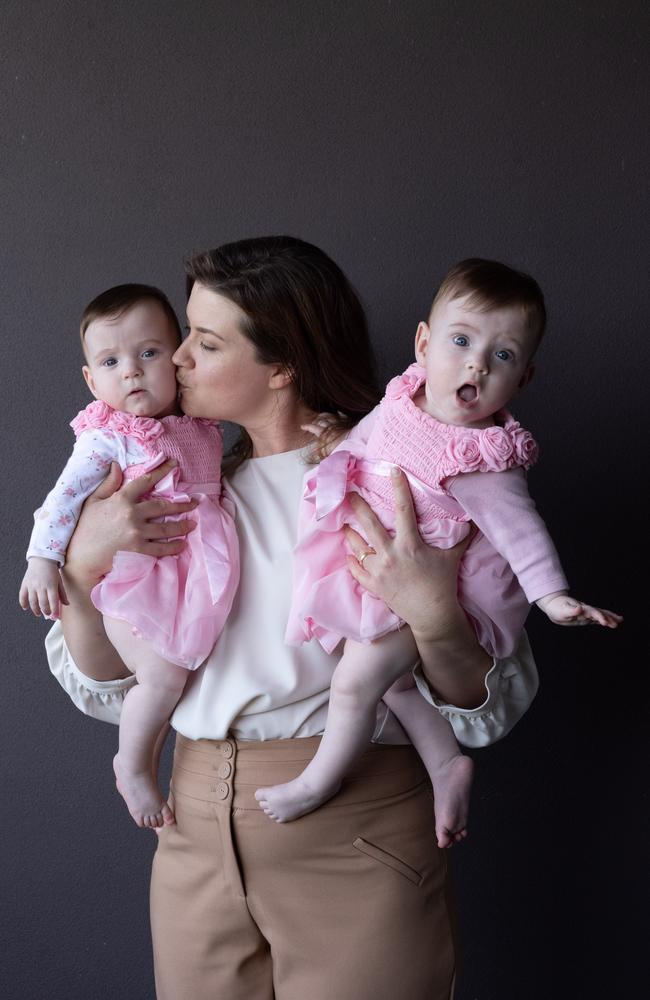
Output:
[466, 356, 489, 374]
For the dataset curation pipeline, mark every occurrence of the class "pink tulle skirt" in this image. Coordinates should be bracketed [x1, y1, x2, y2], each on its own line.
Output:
[92, 466, 239, 670]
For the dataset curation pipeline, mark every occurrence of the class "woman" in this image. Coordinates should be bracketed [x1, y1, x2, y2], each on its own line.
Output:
[47, 236, 538, 999]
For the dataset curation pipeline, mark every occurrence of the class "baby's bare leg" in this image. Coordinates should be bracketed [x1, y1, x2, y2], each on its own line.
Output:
[383, 676, 473, 848]
[104, 617, 187, 829]
[255, 629, 418, 822]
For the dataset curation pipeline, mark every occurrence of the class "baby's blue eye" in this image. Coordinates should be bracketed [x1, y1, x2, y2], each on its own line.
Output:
[495, 350, 512, 361]
[102, 357, 117, 367]
[453, 335, 469, 347]
[141, 349, 156, 359]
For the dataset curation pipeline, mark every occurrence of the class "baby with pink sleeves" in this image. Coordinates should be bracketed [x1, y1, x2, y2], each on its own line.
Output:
[19, 285, 239, 829]
[255, 259, 621, 843]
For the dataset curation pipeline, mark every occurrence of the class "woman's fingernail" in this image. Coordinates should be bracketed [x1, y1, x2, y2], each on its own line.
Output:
[390, 465, 400, 477]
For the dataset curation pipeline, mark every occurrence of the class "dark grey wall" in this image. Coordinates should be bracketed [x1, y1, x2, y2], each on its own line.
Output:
[3, 2, 646, 997]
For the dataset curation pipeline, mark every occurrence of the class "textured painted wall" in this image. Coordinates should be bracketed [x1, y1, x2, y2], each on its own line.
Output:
[3, 2, 646, 997]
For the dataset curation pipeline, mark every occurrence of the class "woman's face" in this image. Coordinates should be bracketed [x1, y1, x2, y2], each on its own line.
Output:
[174, 284, 278, 424]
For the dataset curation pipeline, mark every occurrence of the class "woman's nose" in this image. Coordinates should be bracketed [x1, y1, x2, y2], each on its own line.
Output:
[172, 339, 193, 367]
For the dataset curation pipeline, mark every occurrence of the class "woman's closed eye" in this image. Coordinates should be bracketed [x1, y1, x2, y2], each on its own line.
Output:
[200, 341, 218, 352]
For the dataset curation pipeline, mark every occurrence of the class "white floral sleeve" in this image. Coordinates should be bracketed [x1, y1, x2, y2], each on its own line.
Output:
[26, 429, 125, 566]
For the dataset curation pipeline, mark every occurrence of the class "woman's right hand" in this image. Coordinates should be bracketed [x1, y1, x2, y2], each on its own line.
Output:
[64, 460, 198, 589]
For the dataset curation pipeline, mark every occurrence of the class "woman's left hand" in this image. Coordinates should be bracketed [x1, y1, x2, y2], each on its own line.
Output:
[344, 468, 471, 642]
[345, 468, 490, 708]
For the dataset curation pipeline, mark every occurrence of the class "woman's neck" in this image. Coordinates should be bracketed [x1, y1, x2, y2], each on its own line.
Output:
[245, 400, 317, 458]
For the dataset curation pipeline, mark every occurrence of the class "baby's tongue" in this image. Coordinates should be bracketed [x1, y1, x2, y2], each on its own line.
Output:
[458, 384, 477, 402]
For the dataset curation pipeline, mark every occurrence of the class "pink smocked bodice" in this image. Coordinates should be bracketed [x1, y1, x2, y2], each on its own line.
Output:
[359, 363, 538, 523]
[70, 400, 223, 490]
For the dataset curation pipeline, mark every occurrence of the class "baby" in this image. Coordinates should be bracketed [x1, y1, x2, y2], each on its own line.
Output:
[19, 284, 239, 828]
[256, 258, 621, 842]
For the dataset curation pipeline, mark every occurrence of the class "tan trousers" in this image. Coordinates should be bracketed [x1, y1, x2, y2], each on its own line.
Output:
[150, 735, 456, 1000]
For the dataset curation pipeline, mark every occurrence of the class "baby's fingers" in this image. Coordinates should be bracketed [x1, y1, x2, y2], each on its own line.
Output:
[581, 604, 623, 629]
[58, 578, 70, 608]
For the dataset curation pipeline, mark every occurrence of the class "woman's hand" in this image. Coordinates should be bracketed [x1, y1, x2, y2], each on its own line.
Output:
[344, 467, 490, 708]
[65, 460, 198, 589]
[344, 468, 471, 642]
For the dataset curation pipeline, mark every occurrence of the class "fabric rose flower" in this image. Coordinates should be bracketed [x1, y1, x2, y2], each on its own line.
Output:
[511, 428, 539, 469]
[70, 400, 164, 447]
[480, 426, 515, 470]
[70, 400, 114, 436]
[385, 363, 426, 400]
[111, 411, 162, 445]
[445, 433, 483, 472]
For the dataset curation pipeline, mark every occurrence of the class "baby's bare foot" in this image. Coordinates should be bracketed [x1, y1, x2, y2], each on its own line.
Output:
[254, 776, 341, 823]
[113, 754, 175, 829]
[431, 754, 474, 849]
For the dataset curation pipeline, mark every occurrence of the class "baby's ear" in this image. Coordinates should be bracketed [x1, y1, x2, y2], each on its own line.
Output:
[518, 364, 535, 391]
[82, 365, 98, 399]
[414, 322, 430, 365]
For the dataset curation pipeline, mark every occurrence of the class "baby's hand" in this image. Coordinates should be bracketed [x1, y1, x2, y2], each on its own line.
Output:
[19, 557, 69, 620]
[300, 413, 340, 439]
[536, 591, 622, 629]
[300, 413, 345, 457]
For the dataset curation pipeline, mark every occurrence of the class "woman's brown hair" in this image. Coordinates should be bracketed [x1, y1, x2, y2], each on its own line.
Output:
[185, 236, 382, 463]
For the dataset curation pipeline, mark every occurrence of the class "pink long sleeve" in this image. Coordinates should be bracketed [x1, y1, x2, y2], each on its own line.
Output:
[448, 468, 568, 603]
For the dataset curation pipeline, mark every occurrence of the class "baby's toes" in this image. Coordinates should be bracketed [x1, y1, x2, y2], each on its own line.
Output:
[161, 802, 175, 825]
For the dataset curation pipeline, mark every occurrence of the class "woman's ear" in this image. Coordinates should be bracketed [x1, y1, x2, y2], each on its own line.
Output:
[268, 365, 294, 390]
[82, 366, 98, 399]
[414, 322, 430, 366]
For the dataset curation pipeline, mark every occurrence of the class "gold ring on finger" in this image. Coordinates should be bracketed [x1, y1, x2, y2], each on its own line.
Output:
[357, 548, 375, 567]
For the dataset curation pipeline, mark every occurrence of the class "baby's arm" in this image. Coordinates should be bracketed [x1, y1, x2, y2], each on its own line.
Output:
[448, 468, 622, 630]
[20, 429, 122, 619]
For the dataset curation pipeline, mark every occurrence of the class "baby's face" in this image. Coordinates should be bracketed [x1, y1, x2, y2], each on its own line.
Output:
[82, 300, 179, 418]
[414, 294, 537, 428]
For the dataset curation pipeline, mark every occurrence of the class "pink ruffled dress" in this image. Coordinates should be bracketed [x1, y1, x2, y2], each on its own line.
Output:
[285, 364, 542, 658]
[71, 403, 239, 670]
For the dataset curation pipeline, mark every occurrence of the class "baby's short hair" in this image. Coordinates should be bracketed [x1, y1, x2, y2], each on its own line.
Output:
[80, 283, 182, 353]
[432, 258, 546, 345]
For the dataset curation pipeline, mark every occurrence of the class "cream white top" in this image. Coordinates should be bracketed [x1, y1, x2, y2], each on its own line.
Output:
[46, 446, 539, 748]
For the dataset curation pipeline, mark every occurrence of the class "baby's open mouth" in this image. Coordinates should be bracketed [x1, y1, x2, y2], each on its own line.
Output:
[457, 384, 478, 403]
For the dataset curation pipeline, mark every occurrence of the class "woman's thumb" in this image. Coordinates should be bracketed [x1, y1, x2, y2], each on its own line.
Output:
[91, 462, 123, 500]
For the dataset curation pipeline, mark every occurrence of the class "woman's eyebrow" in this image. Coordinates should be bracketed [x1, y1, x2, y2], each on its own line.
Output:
[187, 322, 226, 342]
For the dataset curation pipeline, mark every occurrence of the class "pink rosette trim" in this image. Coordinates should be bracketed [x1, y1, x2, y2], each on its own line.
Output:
[384, 362, 427, 401]
[70, 401, 165, 446]
[479, 425, 515, 471]
[445, 433, 483, 473]
[511, 427, 539, 469]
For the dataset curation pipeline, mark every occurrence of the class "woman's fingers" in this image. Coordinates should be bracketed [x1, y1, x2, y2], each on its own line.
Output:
[136, 496, 198, 521]
[342, 523, 374, 557]
[347, 493, 391, 551]
[388, 468, 421, 545]
[141, 518, 198, 542]
[87, 462, 124, 502]
[119, 460, 177, 501]
[346, 553, 373, 587]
